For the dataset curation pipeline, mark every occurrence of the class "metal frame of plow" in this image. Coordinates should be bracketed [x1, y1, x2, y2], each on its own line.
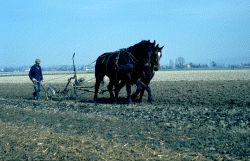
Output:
[42, 53, 108, 101]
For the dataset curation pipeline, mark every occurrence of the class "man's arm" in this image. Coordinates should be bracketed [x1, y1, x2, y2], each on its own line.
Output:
[28, 66, 33, 80]
[40, 66, 43, 81]
[29, 66, 36, 83]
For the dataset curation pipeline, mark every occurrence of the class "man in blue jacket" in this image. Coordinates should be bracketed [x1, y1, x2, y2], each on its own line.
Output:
[29, 58, 43, 100]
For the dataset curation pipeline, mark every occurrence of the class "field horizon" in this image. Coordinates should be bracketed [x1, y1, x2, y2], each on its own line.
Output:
[0, 69, 250, 84]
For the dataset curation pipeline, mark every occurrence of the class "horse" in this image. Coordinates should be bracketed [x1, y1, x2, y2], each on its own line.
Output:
[94, 40, 156, 104]
[115, 43, 164, 103]
[131, 44, 164, 103]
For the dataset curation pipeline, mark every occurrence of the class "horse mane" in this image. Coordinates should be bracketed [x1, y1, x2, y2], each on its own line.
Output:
[126, 40, 153, 63]
[128, 40, 151, 52]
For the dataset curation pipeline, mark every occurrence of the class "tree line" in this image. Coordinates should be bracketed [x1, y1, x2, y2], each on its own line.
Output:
[1, 57, 250, 72]
[161, 57, 250, 70]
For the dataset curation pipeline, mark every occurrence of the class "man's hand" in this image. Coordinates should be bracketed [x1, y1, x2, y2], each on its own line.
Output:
[32, 78, 37, 83]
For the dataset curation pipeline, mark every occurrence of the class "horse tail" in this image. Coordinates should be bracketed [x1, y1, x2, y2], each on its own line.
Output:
[95, 53, 111, 82]
[94, 53, 108, 100]
[95, 54, 104, 76]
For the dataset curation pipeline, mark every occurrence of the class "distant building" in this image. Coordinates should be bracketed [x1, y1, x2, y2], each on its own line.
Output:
[25, 68, 30, 72]
[186, 64, 192, 69]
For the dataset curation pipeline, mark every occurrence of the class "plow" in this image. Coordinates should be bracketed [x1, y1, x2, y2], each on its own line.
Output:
[42, 53, 107, 101]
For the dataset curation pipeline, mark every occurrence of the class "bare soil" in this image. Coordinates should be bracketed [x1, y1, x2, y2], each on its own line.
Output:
[0, 80, 249, 160]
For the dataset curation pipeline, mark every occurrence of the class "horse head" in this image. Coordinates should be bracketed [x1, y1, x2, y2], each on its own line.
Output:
[129, 40, 155, 68]
[151, 43, 164, 71]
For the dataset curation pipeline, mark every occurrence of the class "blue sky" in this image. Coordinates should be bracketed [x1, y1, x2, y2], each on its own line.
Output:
[0, 0, 249, 67]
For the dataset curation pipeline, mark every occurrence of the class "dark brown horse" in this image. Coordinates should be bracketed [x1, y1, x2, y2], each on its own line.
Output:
[131, 44, 164, 103]
[94, 40, 156, 104]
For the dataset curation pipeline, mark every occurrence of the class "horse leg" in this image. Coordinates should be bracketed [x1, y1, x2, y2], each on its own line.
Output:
[145, 85, 153, 103]
[115, 80, 126, 103]
[126, 83, 132, 104]
[131, 80, 142, 101]
[138, 87, 145, 103]
[107, 81, 115, 101]
[94, 75, 104, 101]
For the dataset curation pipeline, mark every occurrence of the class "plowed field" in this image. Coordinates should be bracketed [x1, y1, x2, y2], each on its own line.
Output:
[0, 70, 249, 160]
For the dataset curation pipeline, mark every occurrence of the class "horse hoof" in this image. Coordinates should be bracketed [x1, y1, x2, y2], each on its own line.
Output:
[94, 99, 98, 103]
[131, 94, 137, 101]
[109, 97, 116, 103]
[127, 98, 132, 104]
[147, 99, 153, 104]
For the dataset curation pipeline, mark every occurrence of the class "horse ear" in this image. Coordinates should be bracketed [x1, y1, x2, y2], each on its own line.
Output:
[160, 45, 164, 50]
[153, 40, 156, 45]
[156, 44, 159, 48]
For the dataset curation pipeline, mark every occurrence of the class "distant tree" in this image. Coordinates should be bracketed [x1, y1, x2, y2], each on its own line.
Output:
[58, 65, 73, 71]
[187, 62, 209, 69]
[175, 57, 185, 69]
[4, 67, 15, 72]
[211, 61, 217, 68]
[241, 63, 250, 68]
[228, 64, 240, 69]
[169, 59, 174, 69]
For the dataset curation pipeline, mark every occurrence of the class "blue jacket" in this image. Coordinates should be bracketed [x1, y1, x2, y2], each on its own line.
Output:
[29, 64, 43, 81]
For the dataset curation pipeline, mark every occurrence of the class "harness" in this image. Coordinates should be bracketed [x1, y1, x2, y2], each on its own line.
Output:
[113, 49, 135, 71]
[102, 48, 151, 84]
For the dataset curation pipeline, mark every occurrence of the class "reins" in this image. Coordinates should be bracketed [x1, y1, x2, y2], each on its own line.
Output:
[85, 60, 96, 67]
[43, 59, 97, 83]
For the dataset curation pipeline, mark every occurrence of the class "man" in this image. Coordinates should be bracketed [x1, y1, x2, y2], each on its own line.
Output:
[29, 58, 43, 100]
